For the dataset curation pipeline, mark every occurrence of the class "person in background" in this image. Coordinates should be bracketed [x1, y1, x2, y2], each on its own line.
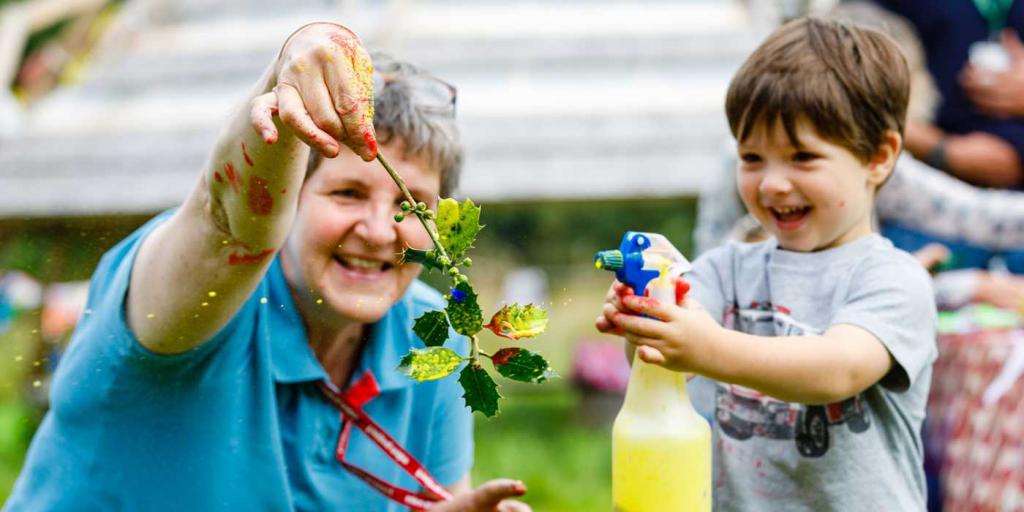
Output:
[868, 0, 1024, 189]
[3, 22, 528, 512]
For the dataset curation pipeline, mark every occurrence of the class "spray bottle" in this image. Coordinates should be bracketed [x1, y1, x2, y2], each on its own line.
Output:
[595, 231, 712, 511]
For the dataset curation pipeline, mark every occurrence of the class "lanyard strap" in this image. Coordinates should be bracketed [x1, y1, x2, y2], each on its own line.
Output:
[318, 377, 454, 510]
[974, 0, 1016, 35]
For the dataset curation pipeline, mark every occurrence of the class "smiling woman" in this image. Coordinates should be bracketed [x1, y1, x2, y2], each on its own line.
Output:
[1, 22, 528, 512]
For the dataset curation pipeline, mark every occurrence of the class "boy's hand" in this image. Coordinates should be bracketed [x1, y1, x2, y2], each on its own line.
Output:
[603, 291, 721, 373]
[430, 480, 530, 512]
[251, 23, 377, 160]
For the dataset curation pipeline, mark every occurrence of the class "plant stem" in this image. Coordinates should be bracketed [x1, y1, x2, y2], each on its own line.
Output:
[376, 152, 450, 263]
[471, 335, 481, 359]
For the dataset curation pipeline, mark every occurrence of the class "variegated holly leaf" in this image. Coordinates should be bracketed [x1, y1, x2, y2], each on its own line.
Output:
[401, 248, 444, 273]
[459, 361, 501, 417]
[435, 198, 482, 263]
[397, 347, 464, 382]
[491, 348, 556, 384]
[413, 311, 450, 347]
[447, 281, 482, 336]
[484, 304, 548, 340]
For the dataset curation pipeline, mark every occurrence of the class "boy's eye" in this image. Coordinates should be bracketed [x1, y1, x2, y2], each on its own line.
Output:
[740, 153, 762, 163]
[792, 152, 819, 162]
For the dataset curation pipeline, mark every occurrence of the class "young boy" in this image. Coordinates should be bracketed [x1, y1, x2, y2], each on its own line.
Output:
[599, 17, 936, 511]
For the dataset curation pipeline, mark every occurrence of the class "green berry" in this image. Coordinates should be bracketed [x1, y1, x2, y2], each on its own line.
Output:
[457, 274, 469, 283]
[394, 213, 405, 222]
[400, 201, 412, 212]
[416, 202, 427, 212]
[438, 255, 451, 266]
[448, 267, 460, 276]
[462, 258, 472, 267]
[424, 210, 435, 220]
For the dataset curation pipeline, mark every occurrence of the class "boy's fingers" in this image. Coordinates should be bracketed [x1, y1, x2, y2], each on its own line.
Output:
[621, 295, 675, 322]
[250, 92, 280, 144]
[595, 315, 624, 335]
[636, 346, 667, 366]
[275, 83, 339, 157]
[610, 309, 669, 340]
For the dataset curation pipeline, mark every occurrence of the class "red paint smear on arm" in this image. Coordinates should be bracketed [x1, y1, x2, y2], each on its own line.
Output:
[213, 172, 224, 184]
[247, 175, 274, 215]
[228, 248, 274, 266]
[241, 142, 254, 167]
[224, 163, 241, 192]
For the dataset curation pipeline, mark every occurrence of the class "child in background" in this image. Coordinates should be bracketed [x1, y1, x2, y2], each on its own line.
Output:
[599, 17, 935, 511]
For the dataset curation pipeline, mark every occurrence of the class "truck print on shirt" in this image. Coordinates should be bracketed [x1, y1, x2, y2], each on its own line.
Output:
[716, 301, 872, 458]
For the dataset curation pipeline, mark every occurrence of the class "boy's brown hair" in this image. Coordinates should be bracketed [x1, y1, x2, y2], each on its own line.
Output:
[725, 16, 909, 163]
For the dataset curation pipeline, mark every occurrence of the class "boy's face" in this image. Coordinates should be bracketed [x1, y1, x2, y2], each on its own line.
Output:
[736, 118, 888, 252]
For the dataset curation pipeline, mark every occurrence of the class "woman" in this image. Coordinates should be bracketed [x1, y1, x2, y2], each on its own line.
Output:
[4, 22, 528, 511]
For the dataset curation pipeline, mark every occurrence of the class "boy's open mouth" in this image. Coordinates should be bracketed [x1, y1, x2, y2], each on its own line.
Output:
[769, 206, 812, 227]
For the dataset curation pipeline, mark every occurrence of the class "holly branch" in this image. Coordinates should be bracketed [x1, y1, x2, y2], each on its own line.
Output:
[378, 153, 554, 417]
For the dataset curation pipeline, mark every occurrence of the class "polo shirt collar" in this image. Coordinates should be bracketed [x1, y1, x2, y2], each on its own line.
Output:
[267, 258, 414, 393]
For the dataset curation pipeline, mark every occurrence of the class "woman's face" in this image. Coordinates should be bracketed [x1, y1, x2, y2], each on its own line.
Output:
[282, 139, 440, 325]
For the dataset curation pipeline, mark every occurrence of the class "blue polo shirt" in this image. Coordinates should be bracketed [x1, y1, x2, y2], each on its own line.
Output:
[3, 212, 473, 511]
[872, 0, 1024, 165]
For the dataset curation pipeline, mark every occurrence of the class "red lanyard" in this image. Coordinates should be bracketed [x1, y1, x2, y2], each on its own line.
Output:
[317, 373, 453, 510]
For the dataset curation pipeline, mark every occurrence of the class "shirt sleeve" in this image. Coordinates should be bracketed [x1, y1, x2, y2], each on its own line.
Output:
[687, 244, 734, 326]
[830, 253, 937, 392]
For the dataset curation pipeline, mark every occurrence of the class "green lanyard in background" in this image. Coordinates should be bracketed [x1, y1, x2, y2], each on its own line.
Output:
[974, 0, 1016, 35]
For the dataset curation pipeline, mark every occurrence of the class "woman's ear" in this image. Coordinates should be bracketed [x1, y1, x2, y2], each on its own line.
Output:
[867, 130, 902, 188]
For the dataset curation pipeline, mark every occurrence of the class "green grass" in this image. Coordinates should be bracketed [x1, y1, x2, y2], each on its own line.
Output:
[472, 387, 612, 511]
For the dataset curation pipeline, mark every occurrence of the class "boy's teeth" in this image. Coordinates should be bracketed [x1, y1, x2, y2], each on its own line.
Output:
[775, 206, 803, 214]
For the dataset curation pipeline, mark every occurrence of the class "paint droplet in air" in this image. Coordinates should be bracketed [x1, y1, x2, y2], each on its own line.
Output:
[316, 298, 324, 305]
[260, 297, 268, 304]
[32, 380, 41, 388]
[208, 291, 217, 297]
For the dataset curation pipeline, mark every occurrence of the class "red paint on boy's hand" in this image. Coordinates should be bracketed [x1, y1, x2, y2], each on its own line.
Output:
[675, 278, 690, 305]
[247, 175, 274, 216]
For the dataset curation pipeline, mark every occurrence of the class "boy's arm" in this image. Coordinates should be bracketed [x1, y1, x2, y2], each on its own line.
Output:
[128, 23, 376, 355]
[699, 324, 892, 405]
[608, 297, 893, 404]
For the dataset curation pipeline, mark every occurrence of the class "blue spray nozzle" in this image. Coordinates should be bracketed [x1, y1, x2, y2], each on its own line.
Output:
[594, 231, 661, 296]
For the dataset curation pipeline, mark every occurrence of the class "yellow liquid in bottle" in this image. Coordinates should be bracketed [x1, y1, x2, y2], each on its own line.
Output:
[611, 353, 712, 511]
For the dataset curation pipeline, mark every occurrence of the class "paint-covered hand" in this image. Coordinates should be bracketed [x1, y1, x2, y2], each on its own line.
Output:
[251, 22, 377, 161]
[601, 284, 721, 373]
[430, 480, 530, 512]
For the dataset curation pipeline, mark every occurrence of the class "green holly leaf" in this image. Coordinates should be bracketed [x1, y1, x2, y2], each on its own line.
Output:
[491, 348, 556, 384]
[401, 248, 444, 273]
[397, 347, 465, 382]
[447, 281, 482, 336]
[459, 361, 501, 417]
[484, 304, 549, 340]
[413, 311, 450, 347]
[435, 198, 483, 262]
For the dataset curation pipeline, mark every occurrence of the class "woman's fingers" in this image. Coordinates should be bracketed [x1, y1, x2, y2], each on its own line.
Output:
[250, 92, 280, 144]
[275, 83, 339, 157]
[432, 480, 527, 512]
[322, 33, 377, 161]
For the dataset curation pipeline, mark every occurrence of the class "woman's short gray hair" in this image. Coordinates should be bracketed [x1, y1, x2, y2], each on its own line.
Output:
[306, 53, 463, 197]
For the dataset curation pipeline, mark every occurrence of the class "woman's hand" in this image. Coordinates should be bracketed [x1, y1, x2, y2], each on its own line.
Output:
[430, 480, 531, 512]
[251, 22, 377, 160]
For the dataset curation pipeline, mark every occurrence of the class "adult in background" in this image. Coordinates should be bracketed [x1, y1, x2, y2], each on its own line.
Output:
[3, 22, 528, 512]
[868, 0, 1024, 189]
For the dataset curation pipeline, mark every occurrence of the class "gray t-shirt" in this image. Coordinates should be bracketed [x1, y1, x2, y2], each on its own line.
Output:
[688, 234, 937, 512]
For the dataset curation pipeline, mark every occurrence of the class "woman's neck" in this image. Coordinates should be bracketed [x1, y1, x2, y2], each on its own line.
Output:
[289, 286, 368, 388]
